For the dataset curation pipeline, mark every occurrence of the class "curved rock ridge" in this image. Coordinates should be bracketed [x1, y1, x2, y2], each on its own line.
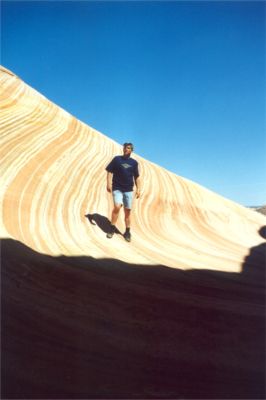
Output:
[0, 65, 265, 272]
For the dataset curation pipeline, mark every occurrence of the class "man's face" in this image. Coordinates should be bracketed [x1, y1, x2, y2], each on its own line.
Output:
[123, 145, 133, 157]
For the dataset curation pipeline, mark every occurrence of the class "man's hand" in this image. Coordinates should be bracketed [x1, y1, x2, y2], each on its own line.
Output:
[136, 189, 140, 199]
[107, 184, 112, 193]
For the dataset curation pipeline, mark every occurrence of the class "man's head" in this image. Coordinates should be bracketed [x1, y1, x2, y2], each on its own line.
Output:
[123, 142, 134, 157]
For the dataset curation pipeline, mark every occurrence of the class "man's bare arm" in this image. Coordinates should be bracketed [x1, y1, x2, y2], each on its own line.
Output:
[135, 176, 140, 198]
[107, 172, 112, 193]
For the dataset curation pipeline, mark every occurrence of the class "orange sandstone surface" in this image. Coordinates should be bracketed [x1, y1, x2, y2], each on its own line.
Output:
[1, 66, 265, 399]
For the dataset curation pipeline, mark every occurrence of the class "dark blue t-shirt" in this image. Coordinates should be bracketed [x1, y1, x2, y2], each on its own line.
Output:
[106, 156, 139, 192]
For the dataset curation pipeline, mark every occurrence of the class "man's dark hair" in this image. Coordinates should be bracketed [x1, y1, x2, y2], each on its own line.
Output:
[123, 142, 134, 150]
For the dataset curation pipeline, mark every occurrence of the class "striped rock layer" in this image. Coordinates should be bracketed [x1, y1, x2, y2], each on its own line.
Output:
[0, 66, 265, 272]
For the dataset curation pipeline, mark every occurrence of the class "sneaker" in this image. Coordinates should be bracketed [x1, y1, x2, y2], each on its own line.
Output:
[107, 225, 116, 239]
[124, 231, 131, 242]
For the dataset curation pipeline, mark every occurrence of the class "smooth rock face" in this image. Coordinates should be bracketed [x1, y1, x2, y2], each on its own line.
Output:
[0, 66, 265, 271]
[1, 66, 265, 399]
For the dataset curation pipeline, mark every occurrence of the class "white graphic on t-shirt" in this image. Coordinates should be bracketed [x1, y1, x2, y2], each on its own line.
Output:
[122, 163, 132, 169]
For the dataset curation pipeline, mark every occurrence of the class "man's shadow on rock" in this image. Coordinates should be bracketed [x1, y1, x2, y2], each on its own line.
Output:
[85, 213, 122, 236]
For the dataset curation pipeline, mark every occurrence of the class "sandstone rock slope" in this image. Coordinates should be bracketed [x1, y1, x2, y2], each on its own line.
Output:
[0, 65, 265, 272]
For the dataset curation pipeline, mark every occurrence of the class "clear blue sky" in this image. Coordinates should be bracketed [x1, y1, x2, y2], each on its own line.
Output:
[2, 1, 265, 206]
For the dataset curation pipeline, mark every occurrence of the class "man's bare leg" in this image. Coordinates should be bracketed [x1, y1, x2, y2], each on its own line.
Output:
[111, 204, 122, 225]
[124, 208, 131, 228]
[124, 208, 131, 242]
[107, 204, 122, 238]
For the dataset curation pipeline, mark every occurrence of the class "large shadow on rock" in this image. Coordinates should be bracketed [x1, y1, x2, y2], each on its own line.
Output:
[1, 236, 265, 399]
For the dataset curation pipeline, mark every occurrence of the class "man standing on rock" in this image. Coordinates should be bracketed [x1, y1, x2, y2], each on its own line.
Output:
[106, 142, 140, 242]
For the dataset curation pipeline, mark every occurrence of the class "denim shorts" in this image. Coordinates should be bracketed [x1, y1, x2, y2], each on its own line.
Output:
[112, 190, 133, 209]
